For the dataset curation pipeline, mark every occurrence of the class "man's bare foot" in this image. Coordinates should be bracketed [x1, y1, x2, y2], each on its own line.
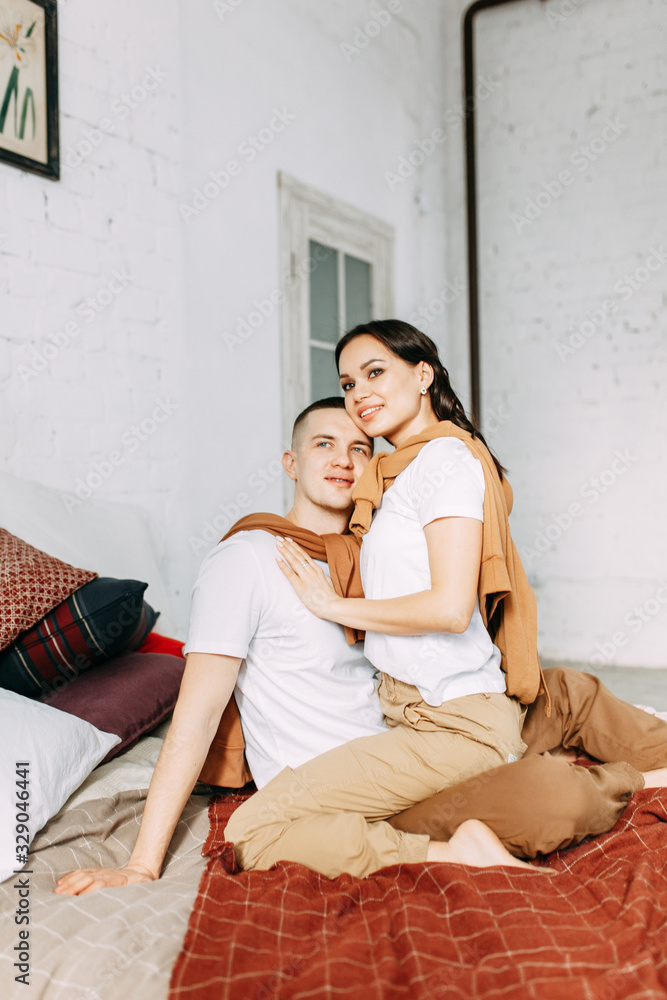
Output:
[642, 767, 667, 788]
[426, 819, 544, 871]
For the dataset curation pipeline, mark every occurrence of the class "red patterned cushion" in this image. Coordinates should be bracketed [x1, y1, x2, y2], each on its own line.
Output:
[137, 632, 185, 657]
[0, 529, 97, 651]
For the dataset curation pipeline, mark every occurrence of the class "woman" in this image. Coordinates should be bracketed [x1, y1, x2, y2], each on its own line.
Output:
[224, 320, 545, 879]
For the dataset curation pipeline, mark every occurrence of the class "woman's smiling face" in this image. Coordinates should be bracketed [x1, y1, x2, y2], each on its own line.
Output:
[337, 334, 434, 446]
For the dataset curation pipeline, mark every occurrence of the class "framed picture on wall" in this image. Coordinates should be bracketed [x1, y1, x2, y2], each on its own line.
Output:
[0, 0, 59, 179]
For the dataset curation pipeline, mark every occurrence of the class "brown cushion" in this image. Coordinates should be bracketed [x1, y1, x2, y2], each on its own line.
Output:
[198, 696, 252, 788]
[0, 529, 97, 651]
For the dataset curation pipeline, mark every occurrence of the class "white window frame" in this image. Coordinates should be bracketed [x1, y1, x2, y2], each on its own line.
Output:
[278, 171, 395, 453]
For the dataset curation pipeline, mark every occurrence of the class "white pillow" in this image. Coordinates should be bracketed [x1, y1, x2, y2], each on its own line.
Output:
[0, 690, 120, 883]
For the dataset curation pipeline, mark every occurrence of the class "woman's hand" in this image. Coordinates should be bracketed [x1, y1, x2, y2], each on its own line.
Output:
[275, 537, 341, 621]
[276, 518, 482, 637]
[54, 863, 157, 896]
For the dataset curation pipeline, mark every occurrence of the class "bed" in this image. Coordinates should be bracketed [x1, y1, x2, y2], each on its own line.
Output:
[1, 471, 666, 999]
[0, 725, 211, 1000]
[1, 759, 666, 1000]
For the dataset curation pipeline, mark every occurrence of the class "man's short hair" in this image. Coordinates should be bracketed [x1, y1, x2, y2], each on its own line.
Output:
[291, 397, 373, 452]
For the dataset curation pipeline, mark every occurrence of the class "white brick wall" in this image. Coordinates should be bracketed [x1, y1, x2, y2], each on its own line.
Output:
[0, 0, 187, 624]
[442, 0, 667, 668]
[4, 0, 664, 660]
[175, 0, 450, 614]
[1, 0, 451, 634]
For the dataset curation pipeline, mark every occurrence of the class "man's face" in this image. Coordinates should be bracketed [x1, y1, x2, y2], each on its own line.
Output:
[287, 408, 373, 513]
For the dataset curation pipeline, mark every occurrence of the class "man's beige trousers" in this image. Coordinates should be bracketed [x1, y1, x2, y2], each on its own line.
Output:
[225, 684, 527, 878]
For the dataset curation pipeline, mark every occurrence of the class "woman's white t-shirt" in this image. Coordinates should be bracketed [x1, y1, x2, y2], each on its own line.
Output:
[360, 437, 506, 707]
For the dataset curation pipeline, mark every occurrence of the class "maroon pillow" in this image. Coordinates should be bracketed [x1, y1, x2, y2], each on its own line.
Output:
[39, 651, 185, 763]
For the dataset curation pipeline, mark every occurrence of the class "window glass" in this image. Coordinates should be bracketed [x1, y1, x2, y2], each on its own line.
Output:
[344, 254, 372, 329]
[309, 241, 339, 344]
[310, 344, 341, 400]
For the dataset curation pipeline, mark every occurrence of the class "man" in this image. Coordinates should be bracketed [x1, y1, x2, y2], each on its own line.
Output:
[55, 399, 667, 892]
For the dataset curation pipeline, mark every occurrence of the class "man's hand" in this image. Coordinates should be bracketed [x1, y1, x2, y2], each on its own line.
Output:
[275, 537, 340, 620]
[54, 863, 157, 896]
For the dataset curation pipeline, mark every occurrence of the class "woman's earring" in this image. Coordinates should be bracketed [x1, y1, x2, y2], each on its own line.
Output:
[420, 386, 427, 395]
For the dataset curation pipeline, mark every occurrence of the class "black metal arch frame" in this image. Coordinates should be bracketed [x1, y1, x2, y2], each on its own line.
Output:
[463, 0, 547, 424]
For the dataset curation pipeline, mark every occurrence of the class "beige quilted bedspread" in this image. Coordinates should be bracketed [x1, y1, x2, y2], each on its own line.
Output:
[0, 788, 209, 1000]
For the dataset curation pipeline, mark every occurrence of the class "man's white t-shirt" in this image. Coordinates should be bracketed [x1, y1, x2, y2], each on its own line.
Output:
[360, 437, 506, 707]
[184, 530, 387, 788]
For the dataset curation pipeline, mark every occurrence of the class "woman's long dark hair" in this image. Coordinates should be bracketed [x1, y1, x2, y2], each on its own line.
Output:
[335, 319, 506, 479]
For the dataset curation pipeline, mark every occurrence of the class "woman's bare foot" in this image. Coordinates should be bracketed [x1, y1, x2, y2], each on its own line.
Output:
[642, 767, 667, 787]
[426, 819, 543, 871]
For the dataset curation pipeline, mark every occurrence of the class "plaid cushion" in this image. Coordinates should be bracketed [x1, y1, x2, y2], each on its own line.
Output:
[0, 578, 159, 697]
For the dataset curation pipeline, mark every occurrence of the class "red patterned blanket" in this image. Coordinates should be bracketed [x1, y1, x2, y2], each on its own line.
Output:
[170, 790, 667, 1000]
